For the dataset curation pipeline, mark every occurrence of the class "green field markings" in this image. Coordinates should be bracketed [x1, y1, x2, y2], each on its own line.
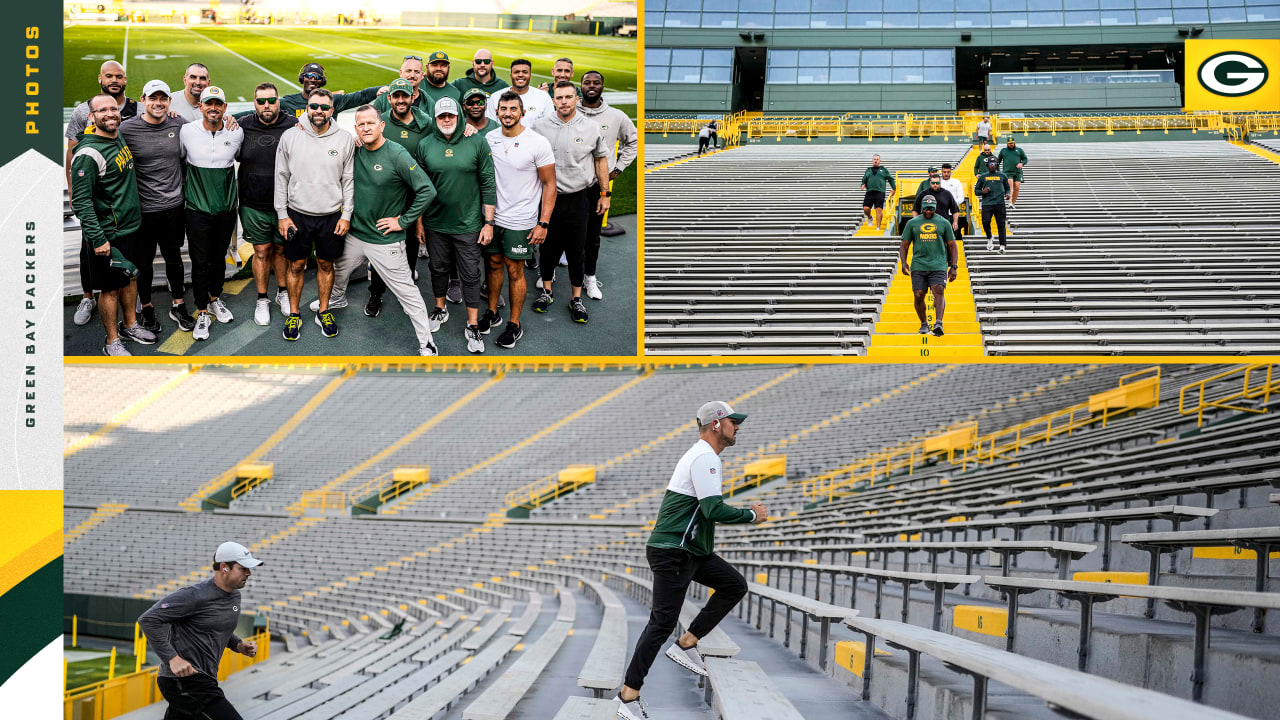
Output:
[184, 28, 304, 91]
[65, 650, 142, 690]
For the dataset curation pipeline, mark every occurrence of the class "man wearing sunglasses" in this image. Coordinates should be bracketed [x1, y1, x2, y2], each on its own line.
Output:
[912, 172, 960, 236]
[237, 82, 298, 327]
[268, 62, 387, 119]
[461, 87, 499, 137]
[179, 86, 244, 342]
[452, 49, 510, 100]
[275, 88, 355, 341]
[617, 401, 766, 720]
[419, 51, 462, 111]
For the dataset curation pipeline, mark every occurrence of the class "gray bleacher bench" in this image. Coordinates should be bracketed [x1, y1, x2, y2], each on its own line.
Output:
[389, 634, 520, 719]
[508, 593, 542, 637]
[982, 575, 1280, 700]
[574, 576, 628, 698]
[551, 696, 618, 720]
[463, 604, 513, 652]
[318, 649, 467, 720]
[557, 586, 577, 623]
[718, 545, 813, 562]
[810, 539, 1096, 587]
[611, 569, 741, 661]
[462, 620, 573, 720]
[845, 616, 1254, 720]
[705, 657, 804, 720]
[741, 582, 858, 671]
[1122, 526, 1280, 628]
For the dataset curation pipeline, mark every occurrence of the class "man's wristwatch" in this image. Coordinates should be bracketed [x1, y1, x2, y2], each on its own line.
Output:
[538, 221, 550, 229]
[484, 219, 495, 226]
[600, 190, 611, 197]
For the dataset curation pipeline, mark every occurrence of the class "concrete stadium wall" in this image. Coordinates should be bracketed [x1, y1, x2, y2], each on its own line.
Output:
[988, 83, 1181, 111]
[646, 83, 735, 113]
[66, 593, 259, 642]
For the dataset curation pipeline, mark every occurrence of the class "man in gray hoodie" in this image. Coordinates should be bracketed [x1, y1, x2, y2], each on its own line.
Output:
[577, 70, 636, 301]
[274, 88, 355, 342]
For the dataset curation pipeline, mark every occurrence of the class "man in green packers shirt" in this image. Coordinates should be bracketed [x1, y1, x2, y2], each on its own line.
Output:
[997, 137, 1027, 208]
[616, 401, 768, 720]
[975, 155, 1012, 254]
[859, 154, 896, 230]
[900, 195, 957, 337]
[70, 94, 155, 355]
[311, 105, 439, 356]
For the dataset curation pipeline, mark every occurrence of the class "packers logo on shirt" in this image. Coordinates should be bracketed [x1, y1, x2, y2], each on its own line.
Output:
[445, 148, 454, 157]
[921, 223, 937, 233]
[400, 130, 409, 138]
[168, 131, 176, 138]
[601, 123, 609, 131]
[574, 137, 583, 144]
[328, 149, 338, 157]
[373, 164, 383, 171]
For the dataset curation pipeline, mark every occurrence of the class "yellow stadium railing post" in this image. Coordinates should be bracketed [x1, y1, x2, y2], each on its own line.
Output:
[107, 646, 117, 681]
[72, 615, 77, 647]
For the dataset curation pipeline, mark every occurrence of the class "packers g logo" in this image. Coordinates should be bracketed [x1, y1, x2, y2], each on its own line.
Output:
[400, 130, 409, 138]
[922, 223, 937, 233]
[327, 149, 338, 157]
[445, 148, 454, 157]
[373, 164, 383, 171]
[1198, 51, 1269, 97]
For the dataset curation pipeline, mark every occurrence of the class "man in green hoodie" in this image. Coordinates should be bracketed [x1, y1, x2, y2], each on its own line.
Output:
[859, 154, 896, 230]
[418, 97, 497, 354]
[452, 49, 510, 101]
[972, 143, 996, 176]
[997, 137, 1028, 208]
[616, 400, 767, 720]
[70, 94, 155, 355]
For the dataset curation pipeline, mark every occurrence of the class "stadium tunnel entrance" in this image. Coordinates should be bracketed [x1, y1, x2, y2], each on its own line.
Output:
[735, 46, 768, 112]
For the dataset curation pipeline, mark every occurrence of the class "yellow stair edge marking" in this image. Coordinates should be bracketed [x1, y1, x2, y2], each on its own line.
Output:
[1232, 140, 1280, 166]
[1193, 547, 1280, 561]
[66, 368, 197, 456]
[952, 605, 1011, 637]
[869, 239, 984, 358]
[181, 369, 357, 510]
[834, 640, 891, 677]
[646, 145, 733, 173]
[64, 503, 129, 544]
[1072, 571, 1149, 585]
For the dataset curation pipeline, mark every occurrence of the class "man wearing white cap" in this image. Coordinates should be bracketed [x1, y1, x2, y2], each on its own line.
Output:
[139, 541, 263, 720]
[616, 401, 768, 720]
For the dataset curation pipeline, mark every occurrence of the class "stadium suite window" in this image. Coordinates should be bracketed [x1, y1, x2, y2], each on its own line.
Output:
[645, 0, 1275, 23]
[766, 46, 953, 84]
[647, 47, 734, 84]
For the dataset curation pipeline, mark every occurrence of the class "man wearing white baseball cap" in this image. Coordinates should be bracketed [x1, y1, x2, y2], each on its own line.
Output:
[616, 401, 767, 720]
[138, 541, 262, 720]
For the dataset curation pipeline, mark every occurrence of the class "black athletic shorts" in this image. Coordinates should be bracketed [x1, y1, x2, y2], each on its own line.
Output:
[284, 208, 344, 262]
[911, 270, 948, 292]
[863, 191, 886, 209]
[80, 235, 138, 291]
[157, 674, 243, 720]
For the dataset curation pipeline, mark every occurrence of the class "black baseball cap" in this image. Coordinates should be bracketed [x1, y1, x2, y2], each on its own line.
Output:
[300, 62, 326, 77]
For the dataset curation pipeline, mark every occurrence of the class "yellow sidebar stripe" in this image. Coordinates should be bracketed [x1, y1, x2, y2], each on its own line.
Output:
[868, 240, 984, 358]
[0, 491, 61, 688]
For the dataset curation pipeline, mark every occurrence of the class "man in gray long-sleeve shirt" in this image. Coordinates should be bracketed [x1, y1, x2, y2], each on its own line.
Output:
[139, 541, 262, 720]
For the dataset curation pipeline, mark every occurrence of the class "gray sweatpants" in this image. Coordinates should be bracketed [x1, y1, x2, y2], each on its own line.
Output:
[333, 236, 434, 350]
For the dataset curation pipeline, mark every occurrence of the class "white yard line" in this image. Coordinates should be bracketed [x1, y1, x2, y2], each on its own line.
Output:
[182, 28, 302, 90]
[121, 21, 130, 71]
[245, 27, 401, 73]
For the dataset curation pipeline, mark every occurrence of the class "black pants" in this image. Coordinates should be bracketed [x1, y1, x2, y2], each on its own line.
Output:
[185, 209, 236, 311]
[368, 232, 421, 298]
[135, 206, 188, 305]
[541, 188, 590, 290]
[981, 204, 1007, 246]
[623, 547, 748, 691]
[585, 182, 605, 276]
[698, 136, 709, 155]
[157, 675, 243, 720]
[426, 229, 483, 309]
[709, 131, 718, 148]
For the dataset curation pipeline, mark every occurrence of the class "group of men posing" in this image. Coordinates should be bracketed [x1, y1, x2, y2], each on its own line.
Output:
[66, 50, 637, 355]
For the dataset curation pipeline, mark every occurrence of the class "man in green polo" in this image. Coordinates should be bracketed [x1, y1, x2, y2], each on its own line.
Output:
[859, 154, 896, 230]
[997, 138, 1027, 208]
[900, 195, 957, 337]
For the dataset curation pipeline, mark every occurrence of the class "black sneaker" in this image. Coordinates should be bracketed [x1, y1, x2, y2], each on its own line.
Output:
[933, 322, 945, 337]
[364, 294, 383, 317]
[569, 298, 589, 323]
[446, 278, 463, 304]
[283, 313, 302, 341]
[169, 302, 195, 332]
[140, 305, 162, 335]
[998, 243, 1007, 255]
[315, 311, 339, 338]
[532, 291, 553, 313]
[524, 255, 538, 270]
[496, 322, 523, 348]
[918, 322, 930, 335]
[478, 308, 502, 334]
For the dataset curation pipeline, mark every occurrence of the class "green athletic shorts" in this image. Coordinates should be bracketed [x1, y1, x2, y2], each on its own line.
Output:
[1005, 169, 1024, 183]
[485, 225, 535, 261]
[239, 205, 282, 245]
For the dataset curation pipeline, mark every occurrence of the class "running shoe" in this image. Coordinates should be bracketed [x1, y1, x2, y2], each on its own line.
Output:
[524, 255, 538, 270]
[169, 302, 195, 332]
[314, 311, 338, 338]
[365, 294, 383, 317]
[418, 340, 438, 356]
[496, 322, 523, 348]
[308, 292, 348, 313]
[283, 313, 302, 341]
[584, 275, 603, 300]
[986, 237, 994, 252]
[933, 321, 945, 337]
[536, 270, 556, 290]
[532, 291, 553, 314]
[119, 322, 157, 345]
[665, 642, 708, 677]
[275, 288, 291, 316]
[615, 695, 650, 720]
[446, 279, 463, 304]
[998, 244, 1007, 255]
[918, 322, 931, 335]
[418, 243, 429, 258]
[428, 306, 449, 332]
[73, 297, 97, 326]
[102, 338, 131, 356]
[466, 324, 485, 354]
[558, 252, 568, 267]
[193, 312, 212, 341]
[569, 298, 589, 323]
[140, 305, 162, 335]
[209, 298, 234, 324]
[254, 298, 271, 326]
[478, 308, 502, 334]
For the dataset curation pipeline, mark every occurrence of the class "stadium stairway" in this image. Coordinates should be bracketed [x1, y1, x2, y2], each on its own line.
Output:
[1236, 139, 1280, 166]
[867, 240, 984, 359]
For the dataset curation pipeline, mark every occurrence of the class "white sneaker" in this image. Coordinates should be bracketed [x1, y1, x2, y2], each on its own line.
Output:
[558, 251, 568, 267]
[615, 695, 650, 720]
[428, 306, 448, 333]
[209, 298, 234, 324]
[665, 642, 708, 677]
[74, 297, 97, 326]
[193, 311, 212, 341]
[275, 289, 291, 316]
[466, 325, 485, 354]
[418, 340, 438, 356]
[536, 270, 556, 290]
[308, 293, 348, 313]
[584, 275, 603, 300]
[102, 338, 131, 356]
[254, 298, 271, 326]
[986, 237, 994, 252]
[417, 243, 428, 258]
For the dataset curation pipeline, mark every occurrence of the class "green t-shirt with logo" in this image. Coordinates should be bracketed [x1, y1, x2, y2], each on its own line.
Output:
[901, 214, 955, 272]
[351, 141, 436, 245]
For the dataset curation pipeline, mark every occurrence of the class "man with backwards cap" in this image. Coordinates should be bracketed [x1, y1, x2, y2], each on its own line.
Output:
[616, 401, 768, 720]
[138, 542, 263, 720]
[900, 194, 958, 337]
[974, 155, 1012, 254]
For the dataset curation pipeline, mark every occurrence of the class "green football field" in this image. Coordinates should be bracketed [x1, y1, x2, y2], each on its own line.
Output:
[64, 24, 635, 107]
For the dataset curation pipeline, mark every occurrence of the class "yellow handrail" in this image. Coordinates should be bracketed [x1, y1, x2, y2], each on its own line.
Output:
[504, 468, 596, 509]
[1178, 363, 1277, 427]
[298, 490, 346, 514]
